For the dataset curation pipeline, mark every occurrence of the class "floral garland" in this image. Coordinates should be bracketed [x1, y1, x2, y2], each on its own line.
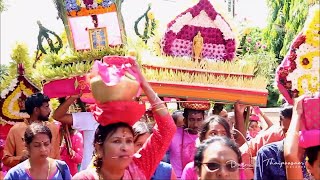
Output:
[65, 0, 115, 16]
[161, 0, 236, 61]
[2, 81, 33, 120]
[277, 6, 320, 103]
[1, 78, 18, 99]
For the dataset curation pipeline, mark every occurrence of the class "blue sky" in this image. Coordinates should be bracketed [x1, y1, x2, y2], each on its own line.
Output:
[0, 0, 268, 65]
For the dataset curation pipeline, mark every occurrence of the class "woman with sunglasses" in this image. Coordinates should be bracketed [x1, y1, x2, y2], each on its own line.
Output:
[194, 136, 242, 180]
[181, 115, 232, 180]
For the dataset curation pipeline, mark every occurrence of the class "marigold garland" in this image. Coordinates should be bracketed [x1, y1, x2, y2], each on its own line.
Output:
[305, 8, 320, 47]
[299, 51, 318, 69]
[2, 82, 33, 120]
[68, 4, 116, 17]
[297, 74, 319, 96]
[276, 5, 320, 103]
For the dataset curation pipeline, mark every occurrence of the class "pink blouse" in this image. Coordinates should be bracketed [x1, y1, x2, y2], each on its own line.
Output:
[61, 131, 84, 176]
[72, 112, 176, 179]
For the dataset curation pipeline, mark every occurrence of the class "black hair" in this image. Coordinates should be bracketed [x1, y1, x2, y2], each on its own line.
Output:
[280, 104, 293, 120]
[24, 123, 52, 145]
[248, 120, 259, 126]
[183, 108, 205, 120]
[94, 122, 134, 145]
[93, 122, 134, 172]
[76, 98, 87, 112]
[25, 93, 50, 115]
[199, 115, 231, 142]
[212, 103, 224, 115]
[132, 121, 153, 143]
[172, 110, 184, 124]
[306, 145, 320, 166]
[194, 136, 242, 171]
[59, 97, 87, 112]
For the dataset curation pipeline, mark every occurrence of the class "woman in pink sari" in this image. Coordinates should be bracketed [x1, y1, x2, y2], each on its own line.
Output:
[72, 61, 176, 180]
[60, 125, 83, 176]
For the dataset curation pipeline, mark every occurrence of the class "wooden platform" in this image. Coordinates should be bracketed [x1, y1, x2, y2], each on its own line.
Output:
[148, 81, 268, 106]
[43, 76, 268, 106]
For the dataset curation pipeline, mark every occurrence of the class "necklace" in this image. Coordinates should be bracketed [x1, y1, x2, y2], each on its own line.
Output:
[47, 159, 51, 180]
[28, 159, 51, 180]
[98, 171, 104, 180]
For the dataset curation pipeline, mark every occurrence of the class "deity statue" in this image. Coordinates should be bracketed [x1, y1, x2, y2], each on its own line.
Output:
[193, 31, 204, 62]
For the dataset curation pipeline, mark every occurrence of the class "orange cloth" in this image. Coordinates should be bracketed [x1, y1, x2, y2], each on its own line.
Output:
[2, 120, 60, 168]
[240, 125, 285, 179]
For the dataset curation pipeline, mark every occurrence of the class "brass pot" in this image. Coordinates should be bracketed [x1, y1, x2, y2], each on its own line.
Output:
[90, 72, 140, 103]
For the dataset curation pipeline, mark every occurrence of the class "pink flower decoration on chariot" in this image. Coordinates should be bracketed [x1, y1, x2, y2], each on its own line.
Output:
[256, 42, 261, 47]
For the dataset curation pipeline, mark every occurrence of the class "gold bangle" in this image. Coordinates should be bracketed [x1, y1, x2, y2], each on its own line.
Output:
[151, 101, 165, 108]
[152, 107, 168, 112]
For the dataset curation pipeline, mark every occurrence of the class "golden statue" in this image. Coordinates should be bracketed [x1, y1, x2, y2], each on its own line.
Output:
[193, 31, 204, 62]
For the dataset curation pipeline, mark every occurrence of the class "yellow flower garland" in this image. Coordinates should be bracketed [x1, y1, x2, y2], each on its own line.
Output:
[2, 81, 33, 120]
[299, 51, 318, 69]
[305, 7, 319, 47]
[297, 74, 319, 96]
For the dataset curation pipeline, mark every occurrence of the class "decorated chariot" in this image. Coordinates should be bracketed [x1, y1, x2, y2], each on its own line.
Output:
[37, 0, 269, 107]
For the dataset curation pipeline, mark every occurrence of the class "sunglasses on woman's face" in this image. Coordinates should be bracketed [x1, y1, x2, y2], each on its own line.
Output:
[201, 160, 240, 172]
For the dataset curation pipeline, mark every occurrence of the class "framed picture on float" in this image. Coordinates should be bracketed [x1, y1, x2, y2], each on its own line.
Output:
[88, 27, 108, 50]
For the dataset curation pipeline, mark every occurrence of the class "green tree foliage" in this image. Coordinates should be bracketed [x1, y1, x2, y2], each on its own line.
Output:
[0, 43, 42, 92]
[0, 64, 9, 81]
[52, 0, 74, 49]
[238, 27, 282, 107]
[9, 43, 33, 75]
[263, 0, 318, 60]
[0, 0, 6, 12]
[238, 28, 267, 55]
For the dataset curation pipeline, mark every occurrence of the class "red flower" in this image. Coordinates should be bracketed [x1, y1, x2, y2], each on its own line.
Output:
[302, 58, 310, 65]
[287, 52, 297, 62]
[285, 81, 292, 89]
[289, 61, 297, 72]
[292, 89, 299, 98]
[291, 34, 306, 50]
[279, 68, 289, 78]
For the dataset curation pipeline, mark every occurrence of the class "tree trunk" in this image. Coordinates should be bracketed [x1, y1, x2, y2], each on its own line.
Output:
[115, 0, 127, 45]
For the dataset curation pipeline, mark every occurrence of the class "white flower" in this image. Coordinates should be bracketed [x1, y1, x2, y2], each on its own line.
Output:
[296, 43, 317, 57]
[188, 10, 217, 28]
[12, 78, 18, 84]
[92, 2, 98, 9]
[80, 2, 86, 8]
[213, 15, 234, 40]
[170, 12, 193, 34]
[8, 85, 15, 91]
[1, 89, 9, 98]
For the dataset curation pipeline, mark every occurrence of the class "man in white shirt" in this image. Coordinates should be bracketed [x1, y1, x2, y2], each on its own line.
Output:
[53, 95, 98, 170]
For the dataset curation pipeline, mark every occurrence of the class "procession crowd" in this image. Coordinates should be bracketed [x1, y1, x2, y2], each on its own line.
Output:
[0, 63, 319, 180]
